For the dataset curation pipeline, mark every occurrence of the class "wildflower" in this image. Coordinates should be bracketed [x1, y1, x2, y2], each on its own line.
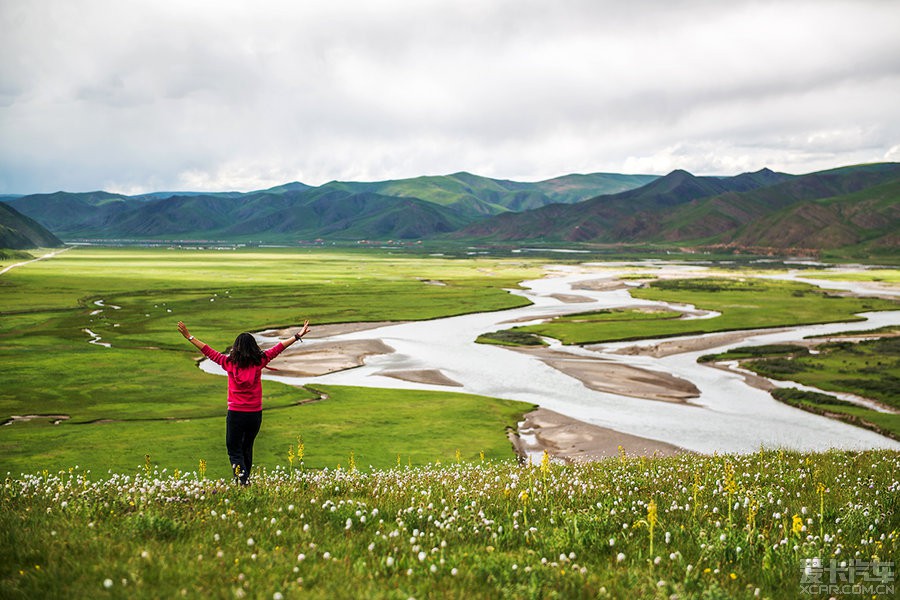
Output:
[616, 553, 625, 563]
[297, 554, 305, 562]
[247, 538, 255, 547]
[274, 593, 284, 600]
[451, 567, 458, 576]
[647, 498, 658, 556]
[103, 579, 113, 589]
[608, 538, 615, 547]
[386, 557, 394, 567]
[792, 515, 803, 536]
[418, 551, 426, 561]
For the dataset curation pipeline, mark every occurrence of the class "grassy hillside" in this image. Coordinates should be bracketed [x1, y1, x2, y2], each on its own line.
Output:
[2, 449, 897, 599]
[728, 178, 900, 255]
[4, 171, 655, 242]
[0, 202, 64, 249]
[457, 169, 792, 242]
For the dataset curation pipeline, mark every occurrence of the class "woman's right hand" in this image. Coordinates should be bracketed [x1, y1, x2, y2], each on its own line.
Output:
[177, 321, 191, 339]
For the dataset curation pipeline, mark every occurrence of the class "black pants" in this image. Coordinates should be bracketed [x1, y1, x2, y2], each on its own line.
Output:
[226, 410, 262, 484]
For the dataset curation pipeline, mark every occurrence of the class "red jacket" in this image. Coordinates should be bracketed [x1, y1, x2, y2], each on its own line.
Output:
[201, 342, 286, 411]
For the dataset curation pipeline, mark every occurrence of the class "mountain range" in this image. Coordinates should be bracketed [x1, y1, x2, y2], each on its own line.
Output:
[2, 164, 898, 257]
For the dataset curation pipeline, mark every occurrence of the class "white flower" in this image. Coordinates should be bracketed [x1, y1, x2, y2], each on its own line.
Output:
[323, 552, 331, 560]
[451, 568, 458, 576]
[608, 538, 615, 546]
[247, 538, 255, 546]
[103, 579, 113, 589]
[297, 553, 305, 562]
[418, 551, 427, 561]
[273, 593, 283, 600]
[386, 556, 395, 567]
[616, 553, 625, 563]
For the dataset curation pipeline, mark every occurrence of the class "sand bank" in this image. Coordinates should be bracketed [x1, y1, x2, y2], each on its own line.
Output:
[512, 347, 699, 403]
[511, 407, 685, 462]
[605, 329, 792, 358]
[267, 338, 395, 377]
[377, 369, 463, 387]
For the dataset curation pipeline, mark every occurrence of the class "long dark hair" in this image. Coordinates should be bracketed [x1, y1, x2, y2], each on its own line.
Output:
[228, 333, 265, 369]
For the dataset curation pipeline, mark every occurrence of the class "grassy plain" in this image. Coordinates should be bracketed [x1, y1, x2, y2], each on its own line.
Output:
[0, 247, 542, 477]
[512, 278, 897, 345]
[3, 450, 897, 599]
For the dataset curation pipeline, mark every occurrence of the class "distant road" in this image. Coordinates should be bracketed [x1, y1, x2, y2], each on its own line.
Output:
[0, 247, 70, 276]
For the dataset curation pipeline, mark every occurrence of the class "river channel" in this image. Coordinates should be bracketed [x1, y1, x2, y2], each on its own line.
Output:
[202, 262, 900, 454]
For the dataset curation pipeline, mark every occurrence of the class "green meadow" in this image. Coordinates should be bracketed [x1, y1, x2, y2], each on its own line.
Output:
[3, 248, 900, 599]
[3, 450, 897, 599]
[0, 247, 543, 477]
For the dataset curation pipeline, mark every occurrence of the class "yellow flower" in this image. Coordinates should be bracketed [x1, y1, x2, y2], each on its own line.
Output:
[791, 514, 803, 536]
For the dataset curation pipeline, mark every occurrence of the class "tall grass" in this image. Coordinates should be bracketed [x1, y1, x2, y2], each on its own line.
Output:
[2, 450, 897, 599]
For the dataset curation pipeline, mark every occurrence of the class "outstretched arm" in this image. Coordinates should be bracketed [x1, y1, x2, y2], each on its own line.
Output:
[280, 319, 310, 349]
[177, 321, 206, 351]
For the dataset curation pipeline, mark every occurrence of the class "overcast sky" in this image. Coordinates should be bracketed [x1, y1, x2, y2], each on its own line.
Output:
[2, 0, 899, 194]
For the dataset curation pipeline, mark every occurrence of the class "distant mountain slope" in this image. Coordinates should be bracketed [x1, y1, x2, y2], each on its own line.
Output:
[458, 164, 900, 254]
[3, 171, 655, 241]
[458, 168, 794, 242]
[322, 171, 657, 218]
[725, 176, 900, 252]
[6, 191, 131, 233]
[656, 163, 900, 244]
[0, 202, 64, 249]
[4, 164, 896, 256]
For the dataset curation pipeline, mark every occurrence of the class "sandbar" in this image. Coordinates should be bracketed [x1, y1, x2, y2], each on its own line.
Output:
[549, 293, 595, 303]
[511, 407, 685, 462]
[377, 369, 463, 387]
[605, 329, 791, 358]
[266, 339, 395, 377]
[511, 347, 699, 403]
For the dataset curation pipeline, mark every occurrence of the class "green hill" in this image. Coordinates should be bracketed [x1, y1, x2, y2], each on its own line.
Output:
[457, 163, 900, 258]
[3, 171, 655, 242]
[4, 164, 898, 258]
[0, 202, 64, 249]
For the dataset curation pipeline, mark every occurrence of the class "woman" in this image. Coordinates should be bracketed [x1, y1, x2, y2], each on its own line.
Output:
[177, 319, 310, 485]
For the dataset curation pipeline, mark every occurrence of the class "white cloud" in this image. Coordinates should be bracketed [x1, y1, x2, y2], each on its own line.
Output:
[1, 0, 899, 192]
